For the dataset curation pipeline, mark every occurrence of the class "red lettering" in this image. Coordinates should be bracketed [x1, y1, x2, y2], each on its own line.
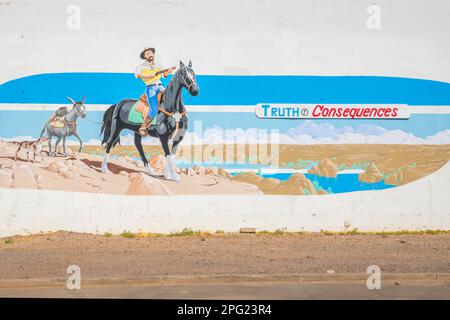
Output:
[392, 107, 398, 117]
[328, 108, 336, 117]
[312, 105, 322, 117]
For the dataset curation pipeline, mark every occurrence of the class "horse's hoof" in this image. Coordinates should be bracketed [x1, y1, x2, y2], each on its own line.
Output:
[144, 166, 153, 175]
[164, 172, 180, 182]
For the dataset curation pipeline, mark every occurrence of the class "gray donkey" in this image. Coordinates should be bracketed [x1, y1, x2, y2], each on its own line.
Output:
[40, 97, 86, 157]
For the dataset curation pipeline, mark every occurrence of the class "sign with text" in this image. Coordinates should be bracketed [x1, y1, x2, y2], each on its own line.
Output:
[256, 104, 410, 119]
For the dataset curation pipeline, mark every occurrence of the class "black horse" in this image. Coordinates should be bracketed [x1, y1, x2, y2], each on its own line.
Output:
[100, 60, 199, 181]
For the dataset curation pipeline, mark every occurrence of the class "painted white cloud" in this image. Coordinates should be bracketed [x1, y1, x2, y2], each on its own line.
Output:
[280, 121, 449, 145]
[0, 136, 35, 142]
[424, 129, 450, 144]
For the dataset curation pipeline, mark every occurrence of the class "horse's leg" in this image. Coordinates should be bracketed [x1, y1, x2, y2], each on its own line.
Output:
[73, 130, 83, 153]
[171, 128, 185, 155]
[159, 132, 179, 181]
[54, 136, 62, 157]
[62, 136, 67, 157]
[47, 129, 54, 156]
[102, 128, 121, 174]
[134, 133, 152, 175]
[169, 128, 186, 177]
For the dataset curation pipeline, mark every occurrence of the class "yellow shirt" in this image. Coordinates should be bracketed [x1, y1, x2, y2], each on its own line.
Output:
[134, 62, 163, 86]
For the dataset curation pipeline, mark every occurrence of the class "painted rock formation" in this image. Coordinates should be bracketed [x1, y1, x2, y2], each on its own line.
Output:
[359, 163, 383, 183]
[232, 171, 328, 195]
[232, 172, 281, 192]
[308, 158, 338, 178]
[267, 173, 318, 195]
[0, 141, 261, 196]
[126, 172, 172, 195]
[385, 166, 423, 186]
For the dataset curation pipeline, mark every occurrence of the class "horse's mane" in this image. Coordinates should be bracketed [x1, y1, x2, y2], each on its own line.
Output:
[166, 69, 181, 92]
[161, 69, 183, 112]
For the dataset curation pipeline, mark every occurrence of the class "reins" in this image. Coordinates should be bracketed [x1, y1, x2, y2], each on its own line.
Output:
[84, 116, 103, 125]
[158, 108, 187, 140]
[155, 70, 194, 139]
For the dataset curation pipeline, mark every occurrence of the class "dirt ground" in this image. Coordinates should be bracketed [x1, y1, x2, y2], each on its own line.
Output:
[0, 232, 449, 281]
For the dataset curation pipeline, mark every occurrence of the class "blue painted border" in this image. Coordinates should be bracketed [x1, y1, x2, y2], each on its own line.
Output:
[0, 73, 449, 105]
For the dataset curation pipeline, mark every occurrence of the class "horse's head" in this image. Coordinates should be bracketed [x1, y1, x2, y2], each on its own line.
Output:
[177, 60, 199, 96]
[67, 96, 87, 119]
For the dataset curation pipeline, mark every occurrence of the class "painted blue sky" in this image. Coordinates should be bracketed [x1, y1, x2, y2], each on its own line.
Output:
[1, 73, 450, 105]
[0, 73, 449, 142]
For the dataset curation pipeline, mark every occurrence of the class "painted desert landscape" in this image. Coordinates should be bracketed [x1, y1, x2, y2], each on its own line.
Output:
[0, 141, 261, 196]
[1, 140, 449, 196]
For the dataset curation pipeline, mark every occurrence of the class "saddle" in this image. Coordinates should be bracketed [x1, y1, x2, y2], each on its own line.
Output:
[134, 91, 186, 137]
[50, 107, 69, 128]
[139, 91, 186, 119]
[50, 116, 66, 128]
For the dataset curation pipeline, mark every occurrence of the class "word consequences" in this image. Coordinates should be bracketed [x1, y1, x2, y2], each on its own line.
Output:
[256, 104, 410, 119]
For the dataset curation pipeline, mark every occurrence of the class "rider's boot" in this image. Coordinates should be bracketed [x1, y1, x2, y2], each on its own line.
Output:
[139, 116, 153, 136]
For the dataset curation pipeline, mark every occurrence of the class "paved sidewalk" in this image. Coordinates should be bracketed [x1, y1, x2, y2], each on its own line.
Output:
[0, 278, 449, 299]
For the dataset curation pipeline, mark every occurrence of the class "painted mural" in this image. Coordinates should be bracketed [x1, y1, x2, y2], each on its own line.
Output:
[0, 0, 449, 197]
[1, 69, 449, 196]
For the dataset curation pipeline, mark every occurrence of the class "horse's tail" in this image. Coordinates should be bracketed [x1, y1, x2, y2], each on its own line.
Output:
[101, 104, 114, 148]
[39, 121, 47, 138]
[101, 104, 121, 148]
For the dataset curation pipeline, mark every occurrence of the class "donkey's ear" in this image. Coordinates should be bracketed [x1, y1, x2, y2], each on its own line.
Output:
[179, 60, 185, 68]
[81, 96, 86, 104]
[188, 60, 192, 68]
[67, 97, 76, 105]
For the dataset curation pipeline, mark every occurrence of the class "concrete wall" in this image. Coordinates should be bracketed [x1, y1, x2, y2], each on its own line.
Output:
[1, 161, 449, 237]
[0, 0, 449, 236]
[1, 0, 450, 83]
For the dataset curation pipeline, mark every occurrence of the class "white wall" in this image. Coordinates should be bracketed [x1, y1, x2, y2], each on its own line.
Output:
[0, 0, 449, 83]
[1, 161, 449, 237]
[1, 0, 449, 236]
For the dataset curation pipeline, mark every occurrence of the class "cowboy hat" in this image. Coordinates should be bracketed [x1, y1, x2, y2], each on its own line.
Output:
[140, 47, 155, 59]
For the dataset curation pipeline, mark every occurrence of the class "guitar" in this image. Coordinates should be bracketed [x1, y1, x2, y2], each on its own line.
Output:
[141, 66, 176, 84]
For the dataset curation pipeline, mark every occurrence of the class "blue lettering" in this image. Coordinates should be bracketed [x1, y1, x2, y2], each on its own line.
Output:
[271, 107, 278, 117]
[261, 104, 270, 117]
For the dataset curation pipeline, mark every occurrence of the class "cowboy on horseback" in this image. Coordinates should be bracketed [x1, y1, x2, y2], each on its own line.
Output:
[135, 47, 175, 136]
[101, 59, 199, 181]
